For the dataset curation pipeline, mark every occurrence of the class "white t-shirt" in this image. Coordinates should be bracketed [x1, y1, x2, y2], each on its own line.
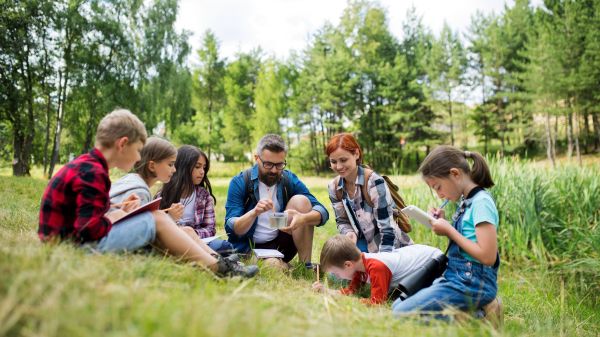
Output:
[253, 181, 280, 244]
[364, 244, 444, 292]
[179, 192, 196, 225]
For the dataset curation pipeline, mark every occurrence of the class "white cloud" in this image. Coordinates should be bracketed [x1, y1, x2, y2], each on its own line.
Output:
[175, 0, 542, 62]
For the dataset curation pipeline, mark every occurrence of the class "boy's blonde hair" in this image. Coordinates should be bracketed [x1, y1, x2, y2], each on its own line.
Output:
[134, 137, 177, 180]
[96, 109, 147, 148]
[319, 234, 362, 270]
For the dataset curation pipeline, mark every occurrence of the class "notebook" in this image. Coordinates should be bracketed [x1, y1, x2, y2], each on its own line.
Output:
[113, 198, 162, 224]
[401, 205, 434, 228]
[201, 235, 222, 244]
[253, 248, 284, 259]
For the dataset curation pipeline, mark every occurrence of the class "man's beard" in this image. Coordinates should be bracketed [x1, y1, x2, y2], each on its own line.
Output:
[259, 170, 281, 187]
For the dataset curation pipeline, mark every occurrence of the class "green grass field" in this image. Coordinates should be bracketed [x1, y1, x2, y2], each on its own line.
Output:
[1, 159, 598, 337]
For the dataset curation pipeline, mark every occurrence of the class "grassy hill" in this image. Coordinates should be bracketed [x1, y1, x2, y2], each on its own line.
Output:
[0, 159, 598, 337]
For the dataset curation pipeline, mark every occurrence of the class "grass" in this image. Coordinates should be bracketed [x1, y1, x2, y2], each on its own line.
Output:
[1, 159, 599, 337]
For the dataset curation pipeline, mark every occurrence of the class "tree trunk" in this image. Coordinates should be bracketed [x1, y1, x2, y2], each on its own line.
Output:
[48, 69, 68, 178]
[573, 110, 582, 167]
[583, 110, 590, 154]
[545, 112, 556, 168]
[592, 112, 600, 152]
[567, 112, 574, 160]
[448, 94, 454, 146]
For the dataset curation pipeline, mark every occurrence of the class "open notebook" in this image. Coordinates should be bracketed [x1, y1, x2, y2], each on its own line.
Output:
[253, 248, 284, 259]
[113, 198, 162, 224]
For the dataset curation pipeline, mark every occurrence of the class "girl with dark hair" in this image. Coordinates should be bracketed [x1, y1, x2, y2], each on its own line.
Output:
[325, 133, 412, 253]
[160, 145, 235, 256]
[109, 138, 257, 277]
[392, 145, 501, 321]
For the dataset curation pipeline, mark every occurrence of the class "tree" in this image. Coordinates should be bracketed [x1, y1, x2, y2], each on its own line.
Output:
[252, 60, 285, 144]
[221, 50, 262, 161]
[189, 30, 226, 159]
[426, 23, 467, 146]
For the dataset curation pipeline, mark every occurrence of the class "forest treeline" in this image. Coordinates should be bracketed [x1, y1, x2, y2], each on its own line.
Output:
[1, 0, 599, 176]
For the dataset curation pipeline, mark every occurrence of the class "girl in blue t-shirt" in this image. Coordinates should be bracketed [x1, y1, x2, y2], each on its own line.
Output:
[392, 145, 500, 320]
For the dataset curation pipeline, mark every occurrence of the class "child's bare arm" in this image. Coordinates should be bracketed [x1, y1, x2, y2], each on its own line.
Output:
[432, 218, 498, 265]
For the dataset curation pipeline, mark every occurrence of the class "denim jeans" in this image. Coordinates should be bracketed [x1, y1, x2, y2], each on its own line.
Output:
[392, 192, 499, 315]
[96, 211, 156, 253]
[207, 238, 236, 256]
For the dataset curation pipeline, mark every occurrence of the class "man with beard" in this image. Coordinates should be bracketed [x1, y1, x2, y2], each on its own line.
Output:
[225, 134, 329, 270]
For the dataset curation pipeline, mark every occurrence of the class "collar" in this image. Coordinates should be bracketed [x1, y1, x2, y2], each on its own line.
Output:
[90, 148, 109, 171]
[337, 166, 365, 191]
[465, 186, 484, 200]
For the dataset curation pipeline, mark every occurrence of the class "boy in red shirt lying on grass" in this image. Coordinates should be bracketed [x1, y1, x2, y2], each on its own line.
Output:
[313, 234, 443, 305]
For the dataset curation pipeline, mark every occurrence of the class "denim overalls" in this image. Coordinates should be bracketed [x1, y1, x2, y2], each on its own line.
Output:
[392, 187, 499, 314]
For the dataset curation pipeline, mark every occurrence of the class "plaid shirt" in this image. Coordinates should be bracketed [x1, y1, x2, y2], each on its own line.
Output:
[328, 166, 412, 253]
[178, 186, 216, 238]
[38, 148, 112, 243]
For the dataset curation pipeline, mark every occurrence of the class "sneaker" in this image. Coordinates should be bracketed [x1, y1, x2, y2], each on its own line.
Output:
[215, 256, 259, 278]
[304, 262, 318, 270]
[483, 297, 503, 328]
[226, 254, 241, 263]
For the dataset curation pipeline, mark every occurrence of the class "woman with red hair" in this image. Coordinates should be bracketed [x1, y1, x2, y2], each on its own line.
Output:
[325, 133, 412, 253]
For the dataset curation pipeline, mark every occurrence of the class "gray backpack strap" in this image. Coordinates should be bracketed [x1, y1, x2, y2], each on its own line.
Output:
[243, 169, 255, 208]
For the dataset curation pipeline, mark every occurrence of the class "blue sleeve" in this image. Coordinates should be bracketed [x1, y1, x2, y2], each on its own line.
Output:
[472, 196, 499, 229]
[288, 171, 329, 226]
[224, 174, 248, 239]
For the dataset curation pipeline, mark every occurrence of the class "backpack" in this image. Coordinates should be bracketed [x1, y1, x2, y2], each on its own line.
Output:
[242, 168, 293, 209]
[334, 168, 412, 233]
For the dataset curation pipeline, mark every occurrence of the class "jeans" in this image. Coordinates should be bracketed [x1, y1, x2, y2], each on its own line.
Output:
[96, 211, 156, 253]
[207, 238, 236, 256]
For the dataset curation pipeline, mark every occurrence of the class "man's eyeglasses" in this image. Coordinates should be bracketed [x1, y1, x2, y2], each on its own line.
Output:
[258, 156, 287, 170]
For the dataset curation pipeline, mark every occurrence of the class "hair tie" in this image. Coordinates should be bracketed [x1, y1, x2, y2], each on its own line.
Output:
[464, 151, 471, 158]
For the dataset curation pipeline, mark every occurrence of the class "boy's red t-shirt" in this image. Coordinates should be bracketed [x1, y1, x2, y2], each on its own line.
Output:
[38, 148, 113, 243]
[340, 253, 393, 305]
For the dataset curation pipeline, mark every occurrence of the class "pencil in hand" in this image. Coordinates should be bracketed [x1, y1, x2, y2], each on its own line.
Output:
[110, 199, 137, 208]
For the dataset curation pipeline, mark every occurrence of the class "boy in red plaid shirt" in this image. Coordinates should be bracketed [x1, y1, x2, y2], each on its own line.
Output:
[38, 109, 257, 278]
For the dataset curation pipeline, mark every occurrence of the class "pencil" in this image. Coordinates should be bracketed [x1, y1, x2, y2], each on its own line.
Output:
[110, 199, 136, 208]
[316, 264, 320, 283]
[162, 206, 175, 213]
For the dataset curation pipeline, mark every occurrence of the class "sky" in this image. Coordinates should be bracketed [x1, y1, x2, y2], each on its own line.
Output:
[175, 0, 542, 64]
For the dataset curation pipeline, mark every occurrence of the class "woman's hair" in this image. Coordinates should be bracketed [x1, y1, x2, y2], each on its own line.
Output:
[325, 133, 363, 165]
[418, 145, 494, 188]
[159, 145, 216, 209]
[319, 234, 362, 271]
[134, 137, 177, 181]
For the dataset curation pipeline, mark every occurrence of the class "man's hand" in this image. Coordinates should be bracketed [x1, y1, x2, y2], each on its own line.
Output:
[280, 209, 303, 234]
[253, 199, 274, 216]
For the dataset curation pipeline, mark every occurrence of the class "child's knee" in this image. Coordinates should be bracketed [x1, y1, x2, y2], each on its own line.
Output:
[181, 226, 196, 235]
[152, 210, 175, 231]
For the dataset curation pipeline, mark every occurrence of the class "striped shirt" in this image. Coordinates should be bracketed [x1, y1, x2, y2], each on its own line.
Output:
[177, 186, 216, 239]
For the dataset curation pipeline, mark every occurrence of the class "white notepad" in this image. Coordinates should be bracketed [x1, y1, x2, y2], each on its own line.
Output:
[253, 248, 284, 259]
[401, 205, 435, 228]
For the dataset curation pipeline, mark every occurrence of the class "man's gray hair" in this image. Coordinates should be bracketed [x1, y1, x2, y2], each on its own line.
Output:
[256, 134, 288, 154]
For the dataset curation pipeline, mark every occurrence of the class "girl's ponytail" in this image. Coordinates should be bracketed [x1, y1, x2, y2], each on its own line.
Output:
[420, 146, 494, 189]
[466, 151, 494, 188]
